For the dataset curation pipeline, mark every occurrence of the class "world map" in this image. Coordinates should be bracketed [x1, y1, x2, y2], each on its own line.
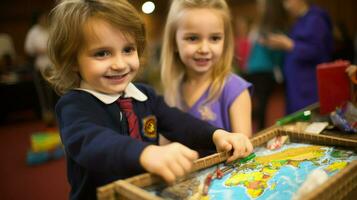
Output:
[152, 143, 357, 200]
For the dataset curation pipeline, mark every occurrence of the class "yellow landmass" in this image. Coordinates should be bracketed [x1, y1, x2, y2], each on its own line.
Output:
[226, 171, 265, 186]
[262, 167, 276, 174]
[247, 186, 264, 198]
[225, 169, 277, 198]
[198, 195, 209, 200]
[324, 161, 348, 173]
[255, 146, 325, 164]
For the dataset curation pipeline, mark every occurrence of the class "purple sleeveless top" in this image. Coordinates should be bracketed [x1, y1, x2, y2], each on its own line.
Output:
[182, 73, 252, 131]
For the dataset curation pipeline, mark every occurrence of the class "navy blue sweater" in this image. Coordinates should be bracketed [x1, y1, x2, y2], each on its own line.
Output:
[56, 84, 217, 200]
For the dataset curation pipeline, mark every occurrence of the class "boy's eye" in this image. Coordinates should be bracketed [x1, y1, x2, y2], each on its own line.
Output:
[94, 50, 111, 58]
[123, 46, 136, 54]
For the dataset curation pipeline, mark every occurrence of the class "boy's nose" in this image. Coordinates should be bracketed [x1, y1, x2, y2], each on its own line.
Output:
[111, 56, 126, 70]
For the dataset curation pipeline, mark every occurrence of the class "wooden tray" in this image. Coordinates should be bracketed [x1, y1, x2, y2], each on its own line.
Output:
[97, 127, 357, 200]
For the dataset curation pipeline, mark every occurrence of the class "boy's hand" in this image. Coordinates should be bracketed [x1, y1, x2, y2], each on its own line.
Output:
[212, 129, 253, 163]
[140, 143, 198, 184]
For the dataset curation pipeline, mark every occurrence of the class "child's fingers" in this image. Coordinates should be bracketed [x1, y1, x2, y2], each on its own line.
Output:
[246, 140, 254, 155]
[227, 144, 245, 162]
[159, 166, 177, 184]
[216, 140, 232, 152]
[168, 161, 186, 178]
[227, 139, 253, 162]
[165, 150, 196, 181]
[177, 153, 195, 173]
[181, 147, 199, 161]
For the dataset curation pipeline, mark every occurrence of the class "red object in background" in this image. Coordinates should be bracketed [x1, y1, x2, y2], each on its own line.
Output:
[317, 60, 351, 115]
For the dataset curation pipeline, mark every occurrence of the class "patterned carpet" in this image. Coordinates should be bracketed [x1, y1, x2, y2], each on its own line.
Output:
[0, 113, 69, 200]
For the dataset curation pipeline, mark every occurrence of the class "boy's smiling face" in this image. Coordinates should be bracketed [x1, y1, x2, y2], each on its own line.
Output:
[77, 17, 140, 94]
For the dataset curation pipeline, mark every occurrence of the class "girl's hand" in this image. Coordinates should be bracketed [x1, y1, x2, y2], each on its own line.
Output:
[212, 129, 253, 163]
[140, 143, 198, 184]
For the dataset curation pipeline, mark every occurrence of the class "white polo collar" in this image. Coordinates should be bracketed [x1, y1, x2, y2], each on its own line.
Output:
[76, 81, 148, 104]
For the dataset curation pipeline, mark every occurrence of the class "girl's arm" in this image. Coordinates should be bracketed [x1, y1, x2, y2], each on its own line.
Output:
[229, 89, 252, 138]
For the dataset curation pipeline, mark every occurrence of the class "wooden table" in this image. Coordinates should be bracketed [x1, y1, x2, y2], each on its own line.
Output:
[265, 102, 357, 141]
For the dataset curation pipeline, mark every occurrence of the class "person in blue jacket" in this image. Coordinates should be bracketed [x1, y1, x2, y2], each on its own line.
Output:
[44, 0, 253, 199]
[261, 0, 333, 114]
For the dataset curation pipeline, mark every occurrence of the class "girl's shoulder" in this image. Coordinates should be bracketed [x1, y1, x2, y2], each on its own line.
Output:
[225, 73, 251, 87]
[221, 73, 252, 97]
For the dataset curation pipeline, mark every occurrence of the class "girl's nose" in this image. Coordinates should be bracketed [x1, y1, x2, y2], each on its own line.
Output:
[198, 41, 209, 53]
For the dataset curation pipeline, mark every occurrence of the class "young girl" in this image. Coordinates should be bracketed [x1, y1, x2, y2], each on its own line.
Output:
[161, 0, 253, 142]
[45, 0, 253, 199]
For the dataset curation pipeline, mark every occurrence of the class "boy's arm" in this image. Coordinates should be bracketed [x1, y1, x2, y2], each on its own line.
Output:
[56, 92, 149, 176]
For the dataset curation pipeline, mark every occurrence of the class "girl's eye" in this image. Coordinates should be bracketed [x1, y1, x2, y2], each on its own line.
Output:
[94, 50, 111, 58]
[123, 46, 136, 54]
[185, 36, 199, 42]
[211, 35, 222, 42]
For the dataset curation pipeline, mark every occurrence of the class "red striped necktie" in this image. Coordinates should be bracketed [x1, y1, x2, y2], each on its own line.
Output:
[117, 97, 142, 140]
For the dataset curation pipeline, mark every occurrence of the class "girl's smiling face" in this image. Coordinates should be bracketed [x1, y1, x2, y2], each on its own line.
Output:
[175, 8, 225, 76]
[77, 17, 140, 94]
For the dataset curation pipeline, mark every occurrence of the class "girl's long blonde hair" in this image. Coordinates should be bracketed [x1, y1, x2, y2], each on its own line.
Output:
[161, 0, 234, 108]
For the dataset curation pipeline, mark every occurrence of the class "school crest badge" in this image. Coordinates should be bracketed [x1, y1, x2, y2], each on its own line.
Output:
[142, 115, 157, 138]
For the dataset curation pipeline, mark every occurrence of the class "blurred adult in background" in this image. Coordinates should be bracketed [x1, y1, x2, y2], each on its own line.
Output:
[25, 10, 56, 125]
[262, 0, 333, 114]
[0, 33, 16, 73]
[243, 0, 288, 130]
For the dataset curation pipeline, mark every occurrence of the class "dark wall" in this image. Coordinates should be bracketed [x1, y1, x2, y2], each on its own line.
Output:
[0, 0, 356, 64]
[0, 0, 54, 64]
